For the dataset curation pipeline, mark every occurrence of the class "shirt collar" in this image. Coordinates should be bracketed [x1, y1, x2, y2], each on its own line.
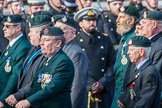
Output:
[136, 58, 149, 69]
[9, 33, 23, 47]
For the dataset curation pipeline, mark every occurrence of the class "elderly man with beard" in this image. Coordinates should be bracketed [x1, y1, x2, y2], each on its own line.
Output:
[111, 5, 140, 108]
[74, 7, 116, 108]
[139, 10, 162, 107]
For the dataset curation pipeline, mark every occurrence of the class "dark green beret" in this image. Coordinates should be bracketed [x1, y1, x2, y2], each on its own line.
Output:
[31, 11, 53, 18]
[128, 36, 151, 47]
[120, 5, 140, 18]
[40, 27, 64, 37]
[107, 0, 123, 3]
[64, 0, 77, 7]
[28, 15, 51, 28]
[3, 14, 23, 23]
[27, 0, 45, 6]
[7, 0, 19, 3]
[52, 14, 77, 29]
[143, 11, 162, 20]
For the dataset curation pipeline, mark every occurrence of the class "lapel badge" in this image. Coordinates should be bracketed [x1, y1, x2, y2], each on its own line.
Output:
[5, 57, 11, 73]
[135, 73, 140, 78]
[5, 51, 8, 56]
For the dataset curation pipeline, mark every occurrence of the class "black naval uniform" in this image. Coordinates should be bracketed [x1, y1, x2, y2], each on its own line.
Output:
[103, 12, 121, 45]
[75, 30, 115, 108]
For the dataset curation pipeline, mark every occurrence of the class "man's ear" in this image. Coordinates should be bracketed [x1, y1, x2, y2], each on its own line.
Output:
[152, 20, 158, 29]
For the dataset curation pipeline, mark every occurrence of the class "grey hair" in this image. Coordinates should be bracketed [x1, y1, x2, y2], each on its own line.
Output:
[143, 47, 151, 58]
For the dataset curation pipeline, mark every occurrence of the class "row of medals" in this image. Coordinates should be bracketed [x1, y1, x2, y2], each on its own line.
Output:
[121, 42, 128, 65]
[4, 46, 12, 73]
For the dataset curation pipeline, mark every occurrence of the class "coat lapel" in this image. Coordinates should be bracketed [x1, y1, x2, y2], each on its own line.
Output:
[127, 60, 152, 86]
[0, 36, 25, 65]
[63, 40, 74, 53]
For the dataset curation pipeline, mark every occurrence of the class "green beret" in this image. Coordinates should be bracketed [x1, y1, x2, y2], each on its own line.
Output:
[64, 0, 77, 7]
[143, 11, 162, 20]
[7, 0, 19, 3]
[107, 0, 123, 3]
[27, 0, 45, 6]
[120, 5, 140, 18]
[3, 14, 23, 23]
[28, 15, 51, 28]
[74, 7, 100, 22]
[31, 11, 53, 18]
[128, 36, 151, 47]
[40, 27, 64, 37]
[52, 14, 77, 29]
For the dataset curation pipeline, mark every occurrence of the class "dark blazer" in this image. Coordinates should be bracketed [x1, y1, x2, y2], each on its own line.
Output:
[14, 47, 45, 101]
[0, 36, 31, 103]
[75, 30, 115, 108]
[149, 32, 162, 77]
[119, 60, 161, 108]
[63, 40, 88, 108]
[27, 50, 74, 108]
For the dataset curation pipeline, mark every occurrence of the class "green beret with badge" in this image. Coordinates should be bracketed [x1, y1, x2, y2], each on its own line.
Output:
[28, 15, 52, 28]
[107, 0, 123, 3]
[74, 7, 100, 22]
[27, 0, 45, 6]
[143, 10, 162, 21]
[120, 5, 140, 18]
[52, 14, 77, 29]
[40, 27, 64, 37]
[3, 14, 23, 23]
[128, 36, 151, 47]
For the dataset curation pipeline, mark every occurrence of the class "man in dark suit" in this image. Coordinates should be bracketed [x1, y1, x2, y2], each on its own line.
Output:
[118, 36, 161, 108]
[0, 14, 31, 108]
[5, 15, 52, 107]
[74, 7, 115, 108]
[54, 15, 89, 108]
[103, 0, 123, 46]
[15, 27, 74, 108]
[139, 10, 162, 107]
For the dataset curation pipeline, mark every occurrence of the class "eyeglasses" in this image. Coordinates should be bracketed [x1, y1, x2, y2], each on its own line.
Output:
[3, 24, 18, 29]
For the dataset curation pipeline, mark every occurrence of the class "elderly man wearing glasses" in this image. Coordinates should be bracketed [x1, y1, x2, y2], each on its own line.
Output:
[0, 14, 31, 108]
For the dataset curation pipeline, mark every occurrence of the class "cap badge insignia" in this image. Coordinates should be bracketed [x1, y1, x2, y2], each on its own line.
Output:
[120, 6, 125, 12]
[128, 39, 133, 45]
[62, 16, 67, 22]
[7, 17, 11, 22]
[87, 10, 95, 16]
[143, 12, 147, 19]
[44, 28, 49, 34]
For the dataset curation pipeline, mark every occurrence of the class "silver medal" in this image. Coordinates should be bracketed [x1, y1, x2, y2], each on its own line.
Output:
[5, 57, 11, 73]
[121, 55, 128, 65]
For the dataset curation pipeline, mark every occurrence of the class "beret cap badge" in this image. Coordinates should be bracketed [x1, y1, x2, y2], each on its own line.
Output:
[143, 12, 147, 19]
[120, 6, 125, 12]
[7, 17, 12, 22]
[87, 10, 95, 16]
[128, 39, 133, 45]
[62, 16, 67, 22]
[44, 28, 49, 34]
